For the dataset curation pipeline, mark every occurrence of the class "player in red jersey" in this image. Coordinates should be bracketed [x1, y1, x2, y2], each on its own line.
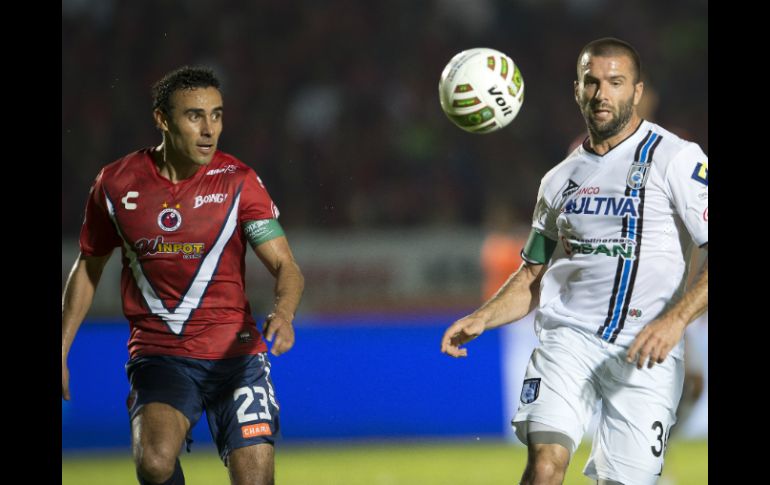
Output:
[62, 66, 304, 485]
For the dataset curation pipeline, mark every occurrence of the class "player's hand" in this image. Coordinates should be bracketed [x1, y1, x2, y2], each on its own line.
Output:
[262, 311, 295, 357]
[441, 315, 486, 358]
[62, 361, 71, 401]
[626, 317, 686, 369]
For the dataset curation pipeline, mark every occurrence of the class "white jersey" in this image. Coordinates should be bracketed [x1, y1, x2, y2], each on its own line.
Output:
[528, 120, 708, 357]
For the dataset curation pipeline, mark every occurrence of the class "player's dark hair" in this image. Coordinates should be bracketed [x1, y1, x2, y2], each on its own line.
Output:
[577, 38, 641, 83]
[152, 66, 221, 114]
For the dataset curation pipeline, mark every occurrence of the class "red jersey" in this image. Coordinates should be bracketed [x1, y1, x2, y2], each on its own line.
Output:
[79, 148, 279, 359]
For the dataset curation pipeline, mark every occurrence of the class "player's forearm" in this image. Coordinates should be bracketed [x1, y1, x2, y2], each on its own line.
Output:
[271, 260, 304, 320]
[61, 254, 108, 358]
[661, 259, 708, 328]
[474, 262, 542, 330]
[62, 265, 96, 358]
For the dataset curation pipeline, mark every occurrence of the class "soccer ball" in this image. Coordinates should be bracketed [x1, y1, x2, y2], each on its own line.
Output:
[438, 48, 524, 133]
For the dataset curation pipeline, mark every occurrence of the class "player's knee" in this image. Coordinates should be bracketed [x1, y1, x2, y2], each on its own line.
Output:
[525, 446, 569, 483]
[227, 444, 275, 485]
[530, 459, 566, 483]
[135, 446, 178, 483]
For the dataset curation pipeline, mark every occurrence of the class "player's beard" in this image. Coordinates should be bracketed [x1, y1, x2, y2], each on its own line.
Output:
[582, 94, 634, 141]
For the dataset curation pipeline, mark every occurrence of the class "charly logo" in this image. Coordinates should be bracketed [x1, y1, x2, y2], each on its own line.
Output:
[626, 161, 651, 190]
[158, 205, 182, 232]
[121, 191, 139, 210]
[628, 308, 643, 319]
[561, 179, 580, 198]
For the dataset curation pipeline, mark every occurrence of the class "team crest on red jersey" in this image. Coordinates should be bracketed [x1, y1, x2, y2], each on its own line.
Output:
[158, 208, 183, 232]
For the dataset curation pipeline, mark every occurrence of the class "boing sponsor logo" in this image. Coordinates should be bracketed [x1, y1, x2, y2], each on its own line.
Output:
[194, 193, 228, 208]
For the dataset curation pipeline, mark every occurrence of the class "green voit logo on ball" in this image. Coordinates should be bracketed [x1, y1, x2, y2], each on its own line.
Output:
[449, 106, 495, 127]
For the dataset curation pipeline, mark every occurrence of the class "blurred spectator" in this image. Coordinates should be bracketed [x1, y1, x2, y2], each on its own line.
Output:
[480, 201, 527, 301]
[62, 0, 707, 235]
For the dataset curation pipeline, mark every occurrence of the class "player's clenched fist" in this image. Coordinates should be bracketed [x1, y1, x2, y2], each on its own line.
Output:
[263, 311, 296, 356]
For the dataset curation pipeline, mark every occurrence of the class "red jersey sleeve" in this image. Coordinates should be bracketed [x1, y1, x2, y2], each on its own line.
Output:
[79, 169, 122, 256]
[239, 169, 279, 222]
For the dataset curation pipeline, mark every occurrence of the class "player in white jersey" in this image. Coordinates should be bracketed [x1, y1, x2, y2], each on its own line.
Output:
[441, 38, 707, 485]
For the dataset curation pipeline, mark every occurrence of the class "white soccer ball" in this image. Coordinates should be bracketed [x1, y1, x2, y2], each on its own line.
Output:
[438, 48, 525, 133]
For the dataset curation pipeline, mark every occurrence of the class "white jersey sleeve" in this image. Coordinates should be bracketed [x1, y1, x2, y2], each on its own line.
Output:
[663, 143, 708, 247]
[531, 172, 560, 241]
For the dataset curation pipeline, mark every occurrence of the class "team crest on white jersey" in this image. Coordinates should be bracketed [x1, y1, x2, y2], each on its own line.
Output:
[520, 378, 541, 404]
[626, 161, 651, 190]
[158, 208, 182, 232]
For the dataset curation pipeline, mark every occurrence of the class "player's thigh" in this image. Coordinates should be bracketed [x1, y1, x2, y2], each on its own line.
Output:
[131, 402, 190, 460]
[205, 353, 281, 464]
[126, 355, 205, 458]
[585, 354, 684, 484]
[512, 326, 602, 455]
[227, 443, 274, 485]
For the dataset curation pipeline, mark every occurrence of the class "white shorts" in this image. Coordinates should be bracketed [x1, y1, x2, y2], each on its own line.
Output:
[512, 325, 684, 485]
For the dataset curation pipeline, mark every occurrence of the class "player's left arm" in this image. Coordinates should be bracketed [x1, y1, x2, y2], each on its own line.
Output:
[243, 219, 305, 356]
[628, 145, 708, 369]
[627, 248, 707, 369]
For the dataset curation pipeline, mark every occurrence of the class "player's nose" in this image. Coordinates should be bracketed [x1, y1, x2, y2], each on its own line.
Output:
[594, 81, 613, 101]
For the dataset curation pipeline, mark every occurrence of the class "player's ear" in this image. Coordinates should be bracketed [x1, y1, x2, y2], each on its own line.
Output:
[153, 108, 169, 131]
[574, 80, 580, 105]
[633, 81, 644, 107]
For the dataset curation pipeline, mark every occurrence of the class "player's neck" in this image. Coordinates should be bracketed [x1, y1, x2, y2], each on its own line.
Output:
[152, 144, 201, 183]
[587, 115, 643, 156]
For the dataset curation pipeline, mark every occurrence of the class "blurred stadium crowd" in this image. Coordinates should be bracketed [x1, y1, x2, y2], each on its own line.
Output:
[62, 0, 707, 236]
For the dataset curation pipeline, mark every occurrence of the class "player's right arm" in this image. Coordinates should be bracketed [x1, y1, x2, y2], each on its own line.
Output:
[442, 167, 559, 358]
[63, 168, 121, 400]
[61, 252, 112, 400]
[441, 260, 547, 358]
[441, 230, 554, 358]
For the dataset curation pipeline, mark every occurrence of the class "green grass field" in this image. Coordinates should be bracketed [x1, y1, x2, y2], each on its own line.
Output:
[63, 439, 707, 484]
